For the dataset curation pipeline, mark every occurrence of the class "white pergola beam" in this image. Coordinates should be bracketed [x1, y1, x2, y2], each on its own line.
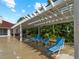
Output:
[42, 5, 47, 11]
[33, 16, 73, 27]
[49, 0, 55, 7]
[33, 12, 37, 16]
[30, 14, 34, 18]
[36, 9, 41, 14]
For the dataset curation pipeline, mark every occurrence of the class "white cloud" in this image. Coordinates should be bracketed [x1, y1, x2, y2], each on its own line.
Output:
[11, 8, 16, 12]
[22, 9, 26, 13]
[34, 2, 47, 10]
[3, 0, 16, 12]
[3, 0, 16, 8]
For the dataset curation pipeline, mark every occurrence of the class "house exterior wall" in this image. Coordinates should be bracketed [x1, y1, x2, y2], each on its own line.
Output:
[0, 17, 14, 37]
[0, 28, 11, 37]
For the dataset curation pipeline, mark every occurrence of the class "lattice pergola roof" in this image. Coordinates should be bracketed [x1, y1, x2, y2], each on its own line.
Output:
[12, 0, 73, 29]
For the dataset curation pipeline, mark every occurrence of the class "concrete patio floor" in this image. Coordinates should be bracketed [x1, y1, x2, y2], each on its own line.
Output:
[0, 37, 74, 59]
[0, 37, 49, 59]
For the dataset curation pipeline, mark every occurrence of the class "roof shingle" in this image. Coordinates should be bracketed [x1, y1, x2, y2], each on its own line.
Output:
[0, 20, 14, 28]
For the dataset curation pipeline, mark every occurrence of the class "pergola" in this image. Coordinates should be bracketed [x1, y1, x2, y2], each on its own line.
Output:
[12, 0, 73, 41]
[11, 0, 79, 58]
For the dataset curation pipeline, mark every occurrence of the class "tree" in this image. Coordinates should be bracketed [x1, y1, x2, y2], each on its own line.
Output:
[24, 21, 74, 43]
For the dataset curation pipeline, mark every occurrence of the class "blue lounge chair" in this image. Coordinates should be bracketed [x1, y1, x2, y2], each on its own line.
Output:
[32, 35, 44, 48]
[32, 34, 42, 42]
[42, 38, 50, 46]
[45, 38, 65, 54]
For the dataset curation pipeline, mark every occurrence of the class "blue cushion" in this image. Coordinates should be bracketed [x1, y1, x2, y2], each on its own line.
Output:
[47, 38, 64, 53]
[34, 34, 42, 42]
[43, 38, 49, 45]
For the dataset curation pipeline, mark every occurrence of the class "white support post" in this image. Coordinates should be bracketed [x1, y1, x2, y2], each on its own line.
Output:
[20, 24, 22, 42]
[8, 29, 11, 37]
[74, 0, 79, 59]
[49, 0, 55, 7]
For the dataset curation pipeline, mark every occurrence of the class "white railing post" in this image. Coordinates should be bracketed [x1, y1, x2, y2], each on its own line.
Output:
[20, 24, 22, 42]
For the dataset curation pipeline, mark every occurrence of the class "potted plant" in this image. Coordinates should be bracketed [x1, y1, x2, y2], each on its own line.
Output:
[50, 35, 56, 40]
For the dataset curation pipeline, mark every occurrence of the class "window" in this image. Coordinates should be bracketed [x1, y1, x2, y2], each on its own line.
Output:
[0, 28, 7, 35]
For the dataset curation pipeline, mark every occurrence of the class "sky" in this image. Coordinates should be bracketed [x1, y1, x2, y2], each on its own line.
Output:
[0, 0, 47, 24]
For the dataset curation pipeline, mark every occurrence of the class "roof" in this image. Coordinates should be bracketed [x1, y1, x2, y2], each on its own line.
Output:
[0, 20, 14, 28]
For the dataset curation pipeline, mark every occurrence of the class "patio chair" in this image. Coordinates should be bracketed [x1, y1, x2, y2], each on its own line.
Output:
[33, 34, 42, 42]
[45, 38, 65, 55]
[31, 34, 43, 47]
[42, 38, 50, 46]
